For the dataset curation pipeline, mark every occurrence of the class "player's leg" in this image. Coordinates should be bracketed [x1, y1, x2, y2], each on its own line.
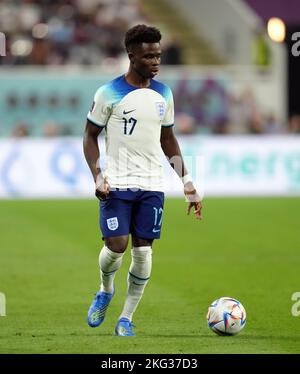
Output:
[122, 237, 153, 321]
[88, 197, 132, 328]
[99, 235, 129, 294]
[115, 191, 164, 336]
[88, 238, 130, 328]
[115, 237, 153, 336]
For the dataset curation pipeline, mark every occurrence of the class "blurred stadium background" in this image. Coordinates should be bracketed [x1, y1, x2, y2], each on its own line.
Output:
[0, 0, 300, 198]
[1, 0, 300, 354]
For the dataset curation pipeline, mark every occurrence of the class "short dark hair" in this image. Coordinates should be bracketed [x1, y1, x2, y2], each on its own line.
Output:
[124, 24, 161, 51]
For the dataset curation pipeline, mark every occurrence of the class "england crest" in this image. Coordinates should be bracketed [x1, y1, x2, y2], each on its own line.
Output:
[107, 217, 119, 231]
[155, 102, 166, 120]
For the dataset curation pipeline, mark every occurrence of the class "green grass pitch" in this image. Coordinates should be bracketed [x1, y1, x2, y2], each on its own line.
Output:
[0, 197, 300, 353]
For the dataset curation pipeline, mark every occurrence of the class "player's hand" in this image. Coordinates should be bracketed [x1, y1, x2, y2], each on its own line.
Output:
[184, 182, 203, 220]
[95, 174, 110, 201]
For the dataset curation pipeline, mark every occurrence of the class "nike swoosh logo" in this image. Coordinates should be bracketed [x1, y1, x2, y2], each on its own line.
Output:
[152, 228, 161, 233]
[123, 109, 136, 115]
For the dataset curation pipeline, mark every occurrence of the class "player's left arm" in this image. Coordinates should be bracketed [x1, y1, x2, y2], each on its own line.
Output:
[160, 126, 202, 220]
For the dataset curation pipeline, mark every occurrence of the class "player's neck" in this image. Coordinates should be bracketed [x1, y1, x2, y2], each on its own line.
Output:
[125, 71, 151, 88]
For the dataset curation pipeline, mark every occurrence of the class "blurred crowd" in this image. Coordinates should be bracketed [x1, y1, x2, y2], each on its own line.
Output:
[0, 0, 297, 136]
[173, 81, 294, 135]
[0, 0, 148, 66]
[8, 81, 299, 138]
[0, 0, 183, 66]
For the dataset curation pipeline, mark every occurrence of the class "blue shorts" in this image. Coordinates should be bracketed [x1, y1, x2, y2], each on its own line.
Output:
[100, 189, 164, 239]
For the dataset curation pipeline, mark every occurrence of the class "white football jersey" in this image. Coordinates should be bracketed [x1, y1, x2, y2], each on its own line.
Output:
[87, 75, 174, 191]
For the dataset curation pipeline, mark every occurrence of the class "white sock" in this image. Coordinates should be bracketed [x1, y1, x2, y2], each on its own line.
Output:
[99, 246, 124, 293]
[119, 246, 152, 321]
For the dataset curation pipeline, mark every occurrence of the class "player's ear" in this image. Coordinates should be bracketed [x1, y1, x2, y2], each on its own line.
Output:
[128, 52, 134, 64]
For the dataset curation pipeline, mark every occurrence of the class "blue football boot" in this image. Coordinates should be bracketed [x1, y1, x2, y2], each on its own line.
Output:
[87, 290, 114, 327]
[115, 318, 136, 336]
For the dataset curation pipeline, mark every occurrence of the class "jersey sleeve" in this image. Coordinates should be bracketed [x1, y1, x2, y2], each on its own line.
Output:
[161, 87, 174, 127]
[87, 86, 111, 128]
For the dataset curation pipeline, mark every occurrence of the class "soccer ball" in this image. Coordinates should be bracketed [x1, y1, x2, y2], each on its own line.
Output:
[206, 297, 246, 336]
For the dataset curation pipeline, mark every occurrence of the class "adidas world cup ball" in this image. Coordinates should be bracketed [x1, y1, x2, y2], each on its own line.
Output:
[206, 297, 246, 336]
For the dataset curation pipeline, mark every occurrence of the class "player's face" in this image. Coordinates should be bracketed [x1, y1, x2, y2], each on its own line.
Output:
[131, 43, 161, 79]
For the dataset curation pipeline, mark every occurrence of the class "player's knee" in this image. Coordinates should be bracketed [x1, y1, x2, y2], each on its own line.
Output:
[132, 237, 154, 247]
[105, 236, 128, 253]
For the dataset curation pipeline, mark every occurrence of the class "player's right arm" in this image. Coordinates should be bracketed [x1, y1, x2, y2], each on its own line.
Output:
[83, 121, 109, 200]
[84, 85, 112, 200]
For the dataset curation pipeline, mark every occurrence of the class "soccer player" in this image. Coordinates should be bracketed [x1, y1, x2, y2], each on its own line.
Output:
[83, 24, 202, 336]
